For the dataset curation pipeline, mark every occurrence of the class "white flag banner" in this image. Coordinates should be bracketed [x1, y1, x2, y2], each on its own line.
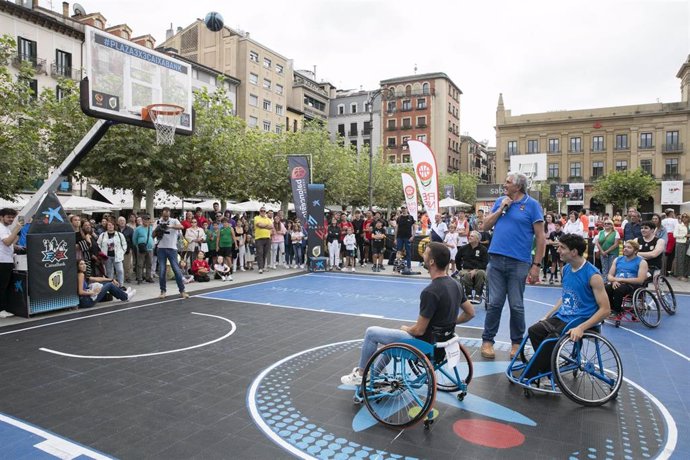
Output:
[408, 140, 439, 222]
[661, 181, 683, 204]
[401, 173, 418, 217]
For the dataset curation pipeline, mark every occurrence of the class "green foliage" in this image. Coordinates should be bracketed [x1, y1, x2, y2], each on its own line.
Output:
[592, 169, 657, 210]
[437, 172, 478, 206]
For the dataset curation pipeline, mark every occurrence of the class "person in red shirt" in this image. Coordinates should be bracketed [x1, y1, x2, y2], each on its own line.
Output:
[363, 210, 374, 264]
[195, 208, 208, 229]
[181, 211, 194, 231]
[191, 251, 211, 282]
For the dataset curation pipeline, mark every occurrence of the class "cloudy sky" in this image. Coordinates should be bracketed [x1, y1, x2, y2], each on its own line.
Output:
[49, 0, 689, 143]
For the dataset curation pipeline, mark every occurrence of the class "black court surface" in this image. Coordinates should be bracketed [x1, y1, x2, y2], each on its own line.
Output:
[0, 272, 688, 459]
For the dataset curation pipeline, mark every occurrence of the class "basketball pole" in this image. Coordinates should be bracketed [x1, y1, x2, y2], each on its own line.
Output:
[19, 119, 113, 219]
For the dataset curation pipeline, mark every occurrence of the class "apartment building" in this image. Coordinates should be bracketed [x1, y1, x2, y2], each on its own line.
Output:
[379, 72, 462, 173]
[290, 69, 333, 125]
[496, 55, 690, 213]
[328, 89, 381, 156]
[460, 135, 493, 184]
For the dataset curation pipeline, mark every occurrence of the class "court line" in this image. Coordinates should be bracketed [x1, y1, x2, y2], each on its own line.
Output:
[604, 321, 690, 362]
[306, 273, 430, 285]
[39, 312, 236, 359]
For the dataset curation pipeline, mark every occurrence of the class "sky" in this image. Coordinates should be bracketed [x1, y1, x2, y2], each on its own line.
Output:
[43, 0, 690, 144]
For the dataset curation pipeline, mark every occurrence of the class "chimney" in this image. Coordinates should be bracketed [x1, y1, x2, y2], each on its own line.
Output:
[62, 2, 69, 17]
[166, 23, 174, 41]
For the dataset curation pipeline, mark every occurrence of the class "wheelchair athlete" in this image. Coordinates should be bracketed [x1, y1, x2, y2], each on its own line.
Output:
[525, 234, 611, 378]
[604, 239, 648, 315]
[341, 242, 475, 386]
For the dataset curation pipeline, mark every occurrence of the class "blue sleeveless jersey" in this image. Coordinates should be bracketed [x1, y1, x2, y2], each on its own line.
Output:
[555, 261, 600, 323]
[614, 255, 642, 279]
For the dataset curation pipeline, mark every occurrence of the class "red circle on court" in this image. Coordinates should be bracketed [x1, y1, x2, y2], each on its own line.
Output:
[453, 419, 525, 449]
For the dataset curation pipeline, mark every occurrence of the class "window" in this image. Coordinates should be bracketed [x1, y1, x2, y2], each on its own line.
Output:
[402, 118, 411, 129]
[548, 138, 560, 153]
[388, 155, 397, 163]
[337, 124, 345, 136]
[387, 119, 396, 130]
[615, 160, 628, 171]
[665, 158, 679, 175]
[364, 102, 371, 112]
[527, 139, 538, 154]
[402, 99, 412, 111]
[363, 121, 371, 135]
[592, 135, 605, 152]
[249, 73, 258, 85]
[402, 154, 410, 163]
[20, 77, 38, 99]
[363, 139, 371, 148]
[387, 137, 396, 148]
[350, 103, 357, 114]
[351, 140, 358, 150]
[56, 84, 66, 101]
[507, 141, 517, 155]
[249, 51, 259, 62]
[615, 134, 629, 150]
[263, 57, 271, 69]
[349, 122, 358, 136]
[417, 98, 427, 109]
[263, 120, 271, 132]
[640, 132, 653, 148]
[337, 104, 344, 115]
[422, 82, 430, 95]
[548, 163, 559, 178]
[640, 159, 653, 176]
[665, 131, 680, 150]
[387, 101, 396, 113]
[416, 116, 426, 127]
[275, 125, 283, 134]
[275, 104, 283, 115]
[263, 99, 271, 111]
[55, 49, 72, 77]
[17, 37, 37, 64]
[402, 136, 410, 148]
[248, 116, 258, 127]
[304, 96, 325, 111]
[275, 63, 284, 74]
[569, 137, 582, 153]
[275, 84, 284, 95]
[263, 78, 271, 90]
[249, 94, 258, 107]
[592, 161, 604, 179]
[417, 134, 427, 143]
[569, 162, 582, 178]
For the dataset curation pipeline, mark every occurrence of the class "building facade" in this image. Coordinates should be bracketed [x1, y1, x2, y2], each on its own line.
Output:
[290, 69, 333, 125]
[328, 89, 382, 156]
[379, 72, 462, 173]
[496, 56, 690, 213]
[460, 135, 493, 184]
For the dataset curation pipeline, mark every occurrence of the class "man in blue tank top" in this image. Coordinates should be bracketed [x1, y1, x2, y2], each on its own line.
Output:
[525, 234, 611, 377]
[604, 239, 648, 314]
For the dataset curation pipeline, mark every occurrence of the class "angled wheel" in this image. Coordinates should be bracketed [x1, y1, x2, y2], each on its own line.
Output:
[434, 343, 473, 392]
[362, 343, 436, 429]
[552, 332, 623, 406]
[632, 289, 661, 328]
[656, 276, 677, 315]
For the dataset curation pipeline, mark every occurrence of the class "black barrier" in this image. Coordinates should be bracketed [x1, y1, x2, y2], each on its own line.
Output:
[306, 184, 326, 261]
[386, 234, 431, 262]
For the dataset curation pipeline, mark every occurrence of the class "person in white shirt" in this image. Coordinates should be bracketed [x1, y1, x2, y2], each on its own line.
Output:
[343, 226, 357, 272]
[563, 211, 584, 237]
[661, 209, 678, 275]
[430, 213, 448, 243]
[0, 208, 22, 318]
[444, 223, 461, 274]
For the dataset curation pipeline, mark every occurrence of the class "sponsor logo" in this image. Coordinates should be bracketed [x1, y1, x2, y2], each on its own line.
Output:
[404, 185, 415, 199]
[48, 270, 63, 291]
[41, 206, 64, 224]
[291, 166, 307, 180]
[41, 238, 68, 264]
[416, 161, 434, 187]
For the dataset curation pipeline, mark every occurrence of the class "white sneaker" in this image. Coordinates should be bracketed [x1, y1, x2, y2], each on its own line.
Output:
[351, 267, 356, 272]
[272, 265, 277, 270]
[341, 368, 362, 386]
[227, 275, 233, 281]
[284, 264, 289, 269]
[126, 289, 137, 301]
[0, 310, 14, 318]
[240, 267, 246, 272]
[259, 269, 263, 274]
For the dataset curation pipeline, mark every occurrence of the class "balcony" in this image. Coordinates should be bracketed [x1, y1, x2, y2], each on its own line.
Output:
[50, 63, 81, 80]
[638, 143, 655, 150]
[589, 175, 603, 183]
[12, 54, 46, 73]
[547, 149, 561, 154]
[416, 123, 427, 129]
[613, 145, 630, 152]
[547, 176, 561, 183]
[385, 126, 397, 131]
[416, 104, 427, 110]
[591, 146, 606, 153]
[362, 128, 372, 136]
[568, 176, 584, 182]
[386, 143, 397, 149]
[383, 88, 435, 100]
[401, 125, 412, 130]
[662, 143, 684, 154]
[348, 130, 358, 136]
[504, 151, 519, 160]
[568, 148, 583, 154]
[662, 173, 682, 180]
[401, 106, 413, 112]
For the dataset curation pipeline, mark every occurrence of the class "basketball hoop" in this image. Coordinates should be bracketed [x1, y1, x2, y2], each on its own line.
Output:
[143, 104, 184, 145]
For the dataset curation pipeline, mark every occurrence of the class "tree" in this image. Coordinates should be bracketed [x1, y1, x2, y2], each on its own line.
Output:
[437, 172, 478, 206]
[0, 35, 46, 199]
[592, 169, 657, 211]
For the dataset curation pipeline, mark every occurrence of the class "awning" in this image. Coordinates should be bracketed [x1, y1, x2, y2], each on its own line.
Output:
[91, 185, 197, 209]
[0, 194, 117, 212]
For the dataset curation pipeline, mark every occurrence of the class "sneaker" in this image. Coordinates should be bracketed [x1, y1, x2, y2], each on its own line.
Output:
[181, 292, 190, 299]
[351, 267, 356, 272]
[549, 277, 554, 285]
[481, 342, 495, 359]
[336, 266, 342, 271]
[227, 275, 233, 281]
[0, 310, 14, 318]
[240, 267, 246, 272]
[259, 269, 263, 274]
[379, 265, 385, 271]
[125, 289, 137, 302]
[341, 368, 363, 386]
[158, 292, 166, 300]
[284, 264, 289, 269]
[510, 344, 520, 359]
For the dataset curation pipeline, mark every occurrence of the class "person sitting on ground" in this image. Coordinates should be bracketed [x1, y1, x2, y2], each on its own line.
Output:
[177, 259, 195, 284]
[341, 242, 475, 385]
[77, 259, 135, 309]
[456, 231, 489, 300]
[525, 234, 610, 378]
[191, 251, 211, 282]
[605, 240, 648, 315]
[214, 255, 232, 281]
[637, 220, 665, 275]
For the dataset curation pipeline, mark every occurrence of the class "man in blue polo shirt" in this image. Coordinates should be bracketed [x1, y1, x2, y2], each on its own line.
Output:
[480, 172, 546, 359]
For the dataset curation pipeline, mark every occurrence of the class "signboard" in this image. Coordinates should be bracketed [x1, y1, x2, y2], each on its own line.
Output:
[476, 184, 505, 199]
[550, 184, 571, 199]
[306, 184, 326, 260]
[288, 156, 310, 225]
[661, 181, 683, 205]
[566, 183, 584, 206]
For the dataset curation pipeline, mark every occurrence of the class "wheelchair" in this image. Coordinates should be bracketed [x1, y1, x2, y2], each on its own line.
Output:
[353, 332, 473, 430]
[506, 318, 623, 406]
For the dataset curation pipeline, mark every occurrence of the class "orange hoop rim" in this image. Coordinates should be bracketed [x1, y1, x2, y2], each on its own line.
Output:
[142, 103, 184, 121]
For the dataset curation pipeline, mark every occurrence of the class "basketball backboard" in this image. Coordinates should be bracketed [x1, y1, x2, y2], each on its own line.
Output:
[80, 26, 193, 135]
[510, 153, 547, 182]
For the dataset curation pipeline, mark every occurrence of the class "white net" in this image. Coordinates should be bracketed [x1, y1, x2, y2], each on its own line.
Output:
[148, 105, 183, 145]
[518, 163, 536, 190]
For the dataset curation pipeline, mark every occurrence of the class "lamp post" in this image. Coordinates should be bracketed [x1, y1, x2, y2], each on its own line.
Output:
[367, 89, 382, 211]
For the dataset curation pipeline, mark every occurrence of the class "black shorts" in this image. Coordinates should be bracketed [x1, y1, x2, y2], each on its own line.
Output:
[218, 247, 233, 257]
[372, 243, 384, 255]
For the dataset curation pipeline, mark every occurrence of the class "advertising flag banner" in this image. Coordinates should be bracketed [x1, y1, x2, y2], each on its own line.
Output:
[288, 155, 311, 226]
[408, 140, 439, 222]
[661, 181, 683, 204]
[306, 184, 326, 259]
[401, 173, 418, 217]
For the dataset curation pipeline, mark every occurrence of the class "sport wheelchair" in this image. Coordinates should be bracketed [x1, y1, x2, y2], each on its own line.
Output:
[353, 331, 472, 429]
[610, 267, 676, 328]
[506, 318, 623, 406]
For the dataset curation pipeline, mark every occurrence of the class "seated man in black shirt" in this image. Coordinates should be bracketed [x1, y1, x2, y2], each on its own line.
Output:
[637, 220, 665, 276]
[341, 242, 475, 385]
[456, 231, 489, 300]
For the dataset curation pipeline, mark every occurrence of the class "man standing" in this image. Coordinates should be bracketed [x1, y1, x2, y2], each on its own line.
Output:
[481, 172, 545, 359]
[253, 207, 273, 274]
[623, 208, 642, 242]
[0, 208, 22, 318]
[395, 206, 417, 272]
[430, 213, 448, 243]
[117, 216, 134, 283]
[133, 215, 154, 284]
[341, 242, 475, 385]
[351, 210, 366, 267]
[155, 207, 188, 299]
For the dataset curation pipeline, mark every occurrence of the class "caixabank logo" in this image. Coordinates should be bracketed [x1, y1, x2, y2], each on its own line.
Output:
[41, 237, 68, 266]
[248, 338, 675, 460]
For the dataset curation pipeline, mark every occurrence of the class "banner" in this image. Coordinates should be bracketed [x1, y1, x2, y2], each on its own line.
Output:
[661, 181, 683, 204]
[288, 155, 310, 226]
[549, 184, 571, 200]
[408, 140, 439, 222]
[401, 173, 418, 217]
[26, 192, 78, 314]
[566, 183, 584, 206]
[306, 184, 326, 259]
[443, 184, 455, 199]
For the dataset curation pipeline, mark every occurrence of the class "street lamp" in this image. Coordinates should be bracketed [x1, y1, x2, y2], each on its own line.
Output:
[367, 88, 382, 210]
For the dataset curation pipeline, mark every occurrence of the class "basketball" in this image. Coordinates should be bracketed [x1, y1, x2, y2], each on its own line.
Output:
[204, 12, 224, 32]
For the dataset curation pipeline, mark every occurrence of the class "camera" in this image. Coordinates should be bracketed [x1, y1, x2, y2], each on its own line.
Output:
[153, 221, 170, 239]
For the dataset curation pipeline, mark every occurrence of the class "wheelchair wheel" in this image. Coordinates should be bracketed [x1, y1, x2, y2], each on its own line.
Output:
[632, 289, 661, 328]
[362, 343, 436, 429]
[551, 332, 623, 407]
[656, 276, 677, 315]
[434, 343, 473, 392]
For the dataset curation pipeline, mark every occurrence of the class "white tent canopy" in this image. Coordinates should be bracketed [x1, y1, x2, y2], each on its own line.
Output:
[91, 186, 197, 209]
[0, 194, 118, 212]
[439, 197, 471, 208]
